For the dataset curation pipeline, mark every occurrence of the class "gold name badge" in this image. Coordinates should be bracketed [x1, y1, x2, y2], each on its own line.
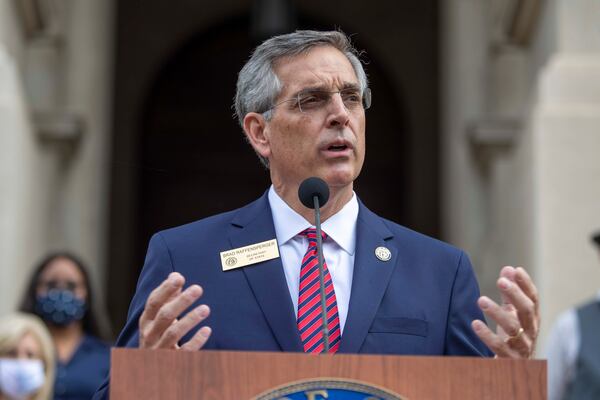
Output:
[220, 239, 280, 271]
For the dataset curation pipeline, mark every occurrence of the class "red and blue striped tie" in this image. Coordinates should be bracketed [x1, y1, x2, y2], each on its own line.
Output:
[297, 228, 341, 353]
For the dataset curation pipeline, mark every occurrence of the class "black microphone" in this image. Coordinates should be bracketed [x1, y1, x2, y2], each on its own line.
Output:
[298, 177, 329, 210]
[298, 177, 331, 352]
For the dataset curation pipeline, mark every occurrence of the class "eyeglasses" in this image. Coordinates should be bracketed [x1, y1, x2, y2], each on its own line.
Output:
[266, 87, 372, 114]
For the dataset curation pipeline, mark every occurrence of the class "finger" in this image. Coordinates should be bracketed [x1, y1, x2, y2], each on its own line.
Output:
[471, 319, 518, 358]
[498, 266, 516, 304]
[180, 326, 212, 351]
[499, 265, 517, 281]
[478, 296, 522, 339]
[504, 328, 533, 358]
[496, 277, 537, 336]
[156, 304, 210, 349]
[143, 284, 204, 347]
[514, 267, 540, 318]
[140, 273, 185, 328]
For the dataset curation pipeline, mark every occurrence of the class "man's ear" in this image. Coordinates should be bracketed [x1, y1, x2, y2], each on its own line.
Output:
[243, 112, 271, 159]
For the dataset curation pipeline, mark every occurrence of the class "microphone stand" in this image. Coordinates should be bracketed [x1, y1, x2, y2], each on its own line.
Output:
[313, 195, 330, 353]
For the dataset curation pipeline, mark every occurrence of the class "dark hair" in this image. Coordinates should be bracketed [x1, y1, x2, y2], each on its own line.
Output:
[19, 251, 105, 339]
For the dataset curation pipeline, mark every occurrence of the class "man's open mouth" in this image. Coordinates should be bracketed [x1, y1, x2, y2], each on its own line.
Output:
[328, 144, 349, 151]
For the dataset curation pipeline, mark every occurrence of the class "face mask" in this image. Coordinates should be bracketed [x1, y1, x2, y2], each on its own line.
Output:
[35, 289, 87, 326]
[0, 358, 44, 399]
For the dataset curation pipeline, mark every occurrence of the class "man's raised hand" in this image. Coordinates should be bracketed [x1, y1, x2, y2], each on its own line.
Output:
[138, 272, 212, 350]
[472, 266, 540, 358]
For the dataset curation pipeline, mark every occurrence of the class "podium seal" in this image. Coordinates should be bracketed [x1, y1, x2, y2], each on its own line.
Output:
[253, 378, 407, 400]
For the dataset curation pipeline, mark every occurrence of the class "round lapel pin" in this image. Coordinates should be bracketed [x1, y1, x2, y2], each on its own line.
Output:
[375, 246, 392, 262]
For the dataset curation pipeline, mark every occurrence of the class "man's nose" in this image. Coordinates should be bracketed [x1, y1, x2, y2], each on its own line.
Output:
[325, 93, 350, 128]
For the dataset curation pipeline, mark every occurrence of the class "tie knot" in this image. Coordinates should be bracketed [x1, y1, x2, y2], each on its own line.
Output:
[301, 228, 327, 241]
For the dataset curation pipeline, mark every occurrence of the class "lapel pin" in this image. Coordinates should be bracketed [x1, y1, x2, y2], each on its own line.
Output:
[375, 246, 392, 262]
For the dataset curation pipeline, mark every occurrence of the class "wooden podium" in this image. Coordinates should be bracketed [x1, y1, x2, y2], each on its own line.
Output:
[110, 348, 546, 399]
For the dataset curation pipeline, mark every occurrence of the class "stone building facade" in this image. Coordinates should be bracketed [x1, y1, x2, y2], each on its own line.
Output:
[1, 0, 599, 349]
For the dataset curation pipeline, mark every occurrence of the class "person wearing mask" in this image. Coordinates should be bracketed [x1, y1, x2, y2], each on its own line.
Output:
[19, 253, 110, 400]
[0, 312, 55, 400]
[545, 230, 600, 400]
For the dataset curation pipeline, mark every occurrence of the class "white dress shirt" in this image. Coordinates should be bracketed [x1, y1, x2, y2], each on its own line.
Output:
[545, 290, 600, 400]
[268, 185, 358, 334]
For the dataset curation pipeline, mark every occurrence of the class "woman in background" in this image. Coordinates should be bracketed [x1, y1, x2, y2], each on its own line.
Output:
[20, 252, 110, 400]
[0, 312, 55, 400]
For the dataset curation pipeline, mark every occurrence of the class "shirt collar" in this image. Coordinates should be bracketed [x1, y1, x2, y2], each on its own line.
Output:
[268, 185, 358, 255]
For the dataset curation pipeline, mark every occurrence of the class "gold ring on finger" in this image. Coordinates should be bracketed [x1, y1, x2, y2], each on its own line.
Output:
[504, 327, 524, 343]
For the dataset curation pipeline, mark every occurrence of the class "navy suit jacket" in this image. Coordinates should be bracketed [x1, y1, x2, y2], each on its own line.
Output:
[94, 192, 492, 398]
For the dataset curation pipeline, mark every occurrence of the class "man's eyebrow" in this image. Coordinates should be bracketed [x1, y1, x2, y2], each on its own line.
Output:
[293, 82, 361, 95]
[341, 82, 361, 91]
[294, 85, 328, 95]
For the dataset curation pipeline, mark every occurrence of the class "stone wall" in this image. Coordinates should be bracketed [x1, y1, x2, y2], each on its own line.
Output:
[0, 0, 113, 320]
[442, 0, 600, 349]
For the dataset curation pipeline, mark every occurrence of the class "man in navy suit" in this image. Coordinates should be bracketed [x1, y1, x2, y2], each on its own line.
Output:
[94, 30, 539, 398]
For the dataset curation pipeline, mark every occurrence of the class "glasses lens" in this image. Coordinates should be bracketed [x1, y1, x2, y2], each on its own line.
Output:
[297, 90, 329, 113]
[340, 88, 363, 110]
[294, 87, 371, 113]
[362, 88, 372, 110]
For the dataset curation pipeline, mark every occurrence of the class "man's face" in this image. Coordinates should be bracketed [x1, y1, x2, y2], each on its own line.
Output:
[260, 45, 366, 191]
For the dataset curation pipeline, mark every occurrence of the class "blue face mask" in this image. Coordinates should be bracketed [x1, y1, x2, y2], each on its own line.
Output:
[35, 289, 87, 326]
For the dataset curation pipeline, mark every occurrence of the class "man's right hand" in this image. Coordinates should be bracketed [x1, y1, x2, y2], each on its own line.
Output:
[138, 272, 212, 350]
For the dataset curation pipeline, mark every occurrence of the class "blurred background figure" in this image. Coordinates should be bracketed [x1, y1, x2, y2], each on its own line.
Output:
[0, 312, 55, 400]
[19, 253, 110, 400]
[545, 231, 600, 400]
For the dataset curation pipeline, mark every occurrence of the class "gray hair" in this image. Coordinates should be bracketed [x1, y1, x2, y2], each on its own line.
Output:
[234, 30, 369, 168]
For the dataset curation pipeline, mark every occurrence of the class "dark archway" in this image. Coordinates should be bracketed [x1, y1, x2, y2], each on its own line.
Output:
[137, 18, 270, 269]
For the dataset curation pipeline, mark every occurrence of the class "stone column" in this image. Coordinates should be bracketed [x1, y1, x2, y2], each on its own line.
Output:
[440, 0, 493, 288]
[0, 0, 51, 313]
[55, 0, 114, 307]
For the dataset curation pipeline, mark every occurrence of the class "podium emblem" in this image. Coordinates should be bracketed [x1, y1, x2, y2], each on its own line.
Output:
[253, 378, 407, 400]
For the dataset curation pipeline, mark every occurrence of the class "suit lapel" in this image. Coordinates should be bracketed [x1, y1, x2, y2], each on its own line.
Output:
[339, 202, 399, 353]
[228, 194, 303, 352]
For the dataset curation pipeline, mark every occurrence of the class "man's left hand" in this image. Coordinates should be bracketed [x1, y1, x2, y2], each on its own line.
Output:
[471, 266, 540, 358]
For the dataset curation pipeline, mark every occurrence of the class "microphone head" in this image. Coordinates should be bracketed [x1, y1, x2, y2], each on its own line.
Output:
[298, 177, 330, 209]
